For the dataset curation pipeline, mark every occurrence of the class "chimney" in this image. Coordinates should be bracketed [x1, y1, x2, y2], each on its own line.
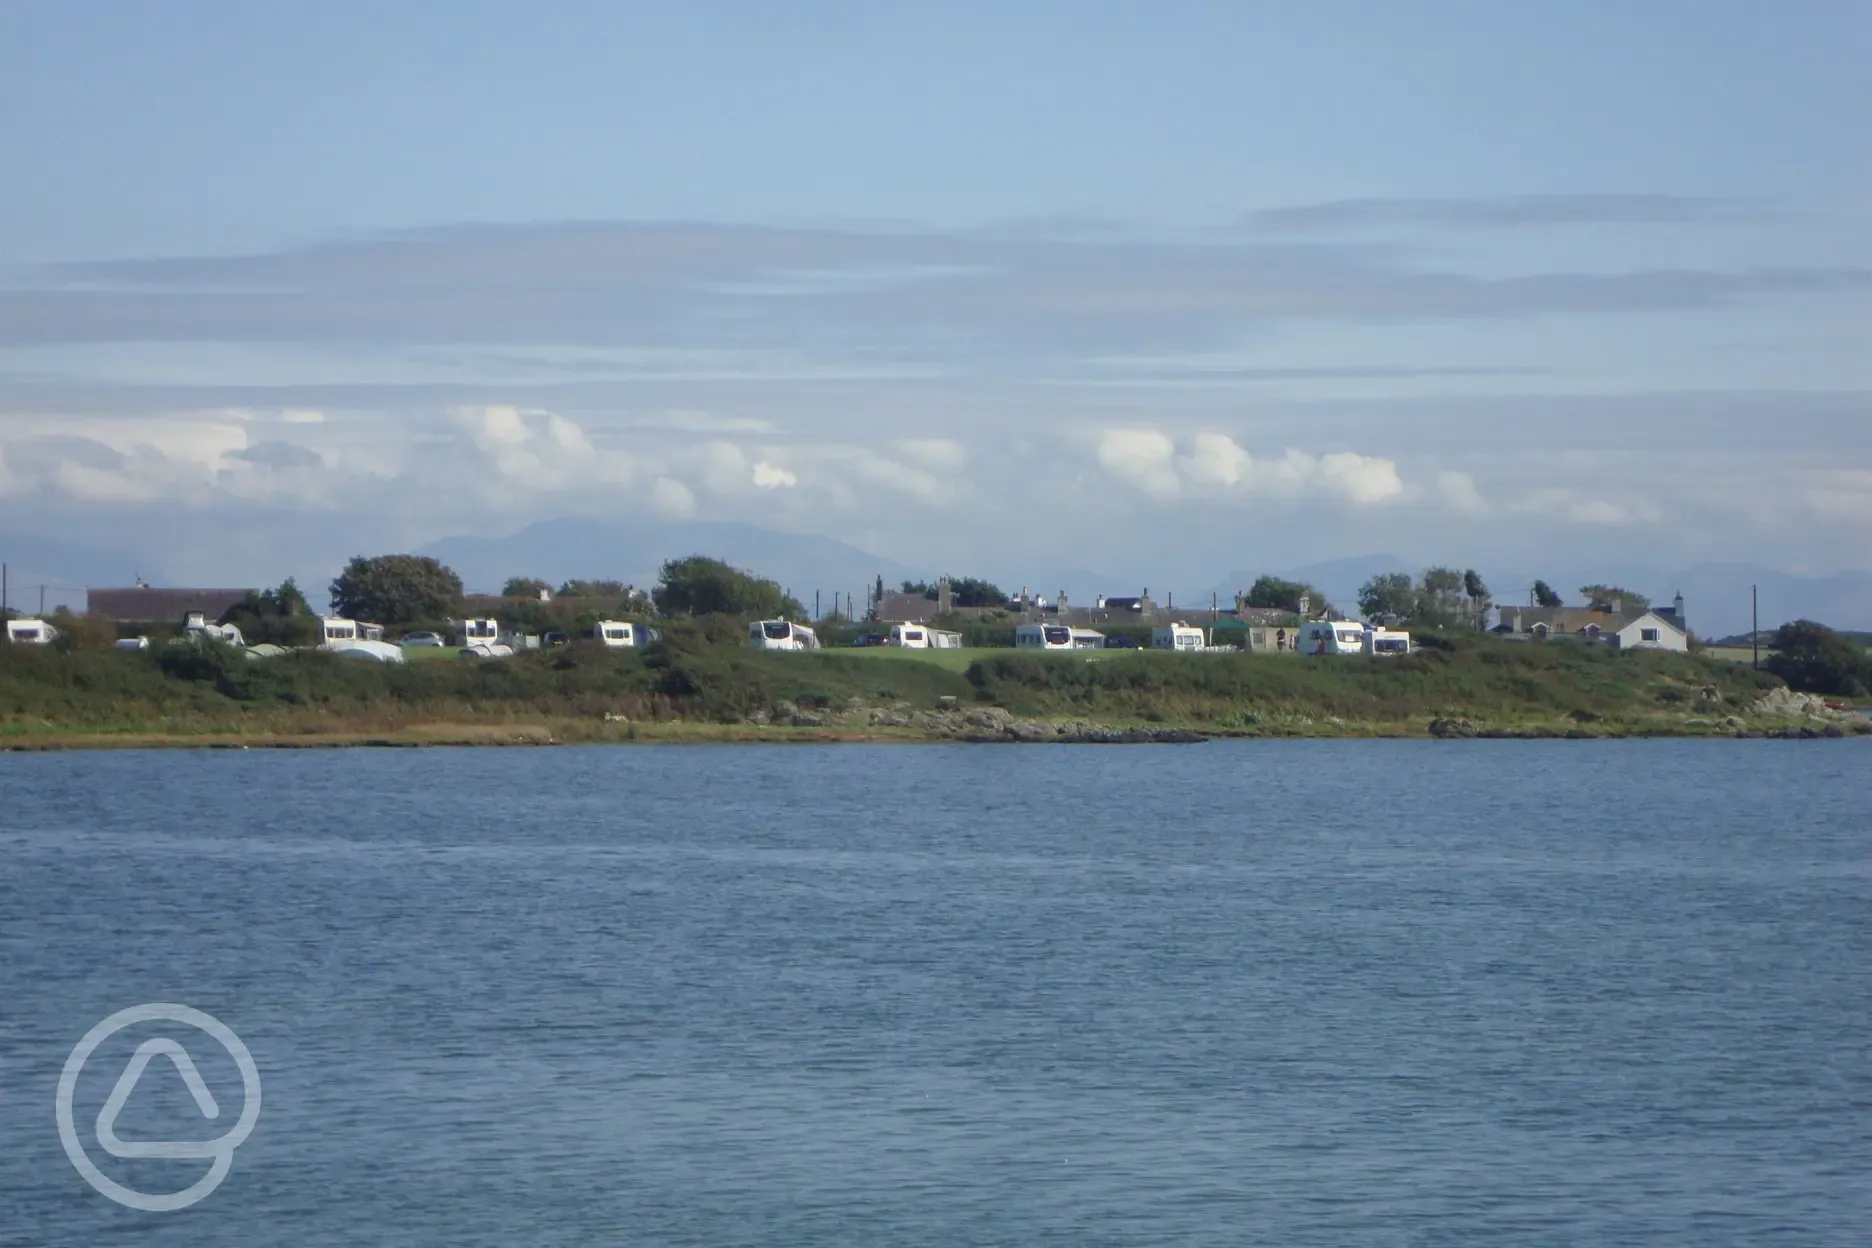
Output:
[1611, 596, 1622, 615]
[1673, 591, 1684, 627]
[936, 575, 952, 616]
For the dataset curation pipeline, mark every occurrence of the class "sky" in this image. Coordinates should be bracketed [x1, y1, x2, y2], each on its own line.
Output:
[1, 1, 1868, 597]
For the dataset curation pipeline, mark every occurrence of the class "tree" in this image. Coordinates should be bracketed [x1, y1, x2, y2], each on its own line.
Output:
[1414, 566, 1469, 626]
[330, 555, 464, 625]
[1765, 620, 1871, 697]
[653, 555, 801, 619]
[1462, 569, 1492, 629]
[901, 576, 1005, 608]
[223, 577, 317, 646]
[558, 578, 630, 597]
[1245, 575, 1315, 612]
[1580, 585, 1649, 613]
[502, 576, 550, 599]
[1532, 580, 1563, 608]
[1358, 572, 1416, 622]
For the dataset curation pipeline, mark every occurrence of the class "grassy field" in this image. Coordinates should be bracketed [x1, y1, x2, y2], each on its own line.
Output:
[3, 633, 1861, 747]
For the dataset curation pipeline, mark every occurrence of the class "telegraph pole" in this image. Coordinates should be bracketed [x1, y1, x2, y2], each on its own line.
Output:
[1752, 584, 1759, 669]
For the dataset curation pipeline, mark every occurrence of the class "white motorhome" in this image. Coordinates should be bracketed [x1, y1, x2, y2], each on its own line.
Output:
[592, 620, 640, 648]
[888, 623, 930, 648]
[748, 619, 819, 651]
[1367, 627, 1412, 656]
[1298, 620, 1373, 657]
[457, 618, 501, 648]
[1151, 622, 1205, 652]
[6, 618, 58, 645]
[1014, 623, 1075, 650]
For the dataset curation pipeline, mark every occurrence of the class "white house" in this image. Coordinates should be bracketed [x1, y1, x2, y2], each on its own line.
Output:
[1611, 611, 1689, 653]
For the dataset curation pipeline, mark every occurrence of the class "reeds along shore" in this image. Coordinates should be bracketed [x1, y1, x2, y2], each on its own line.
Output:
[2, 632, 1864, 748]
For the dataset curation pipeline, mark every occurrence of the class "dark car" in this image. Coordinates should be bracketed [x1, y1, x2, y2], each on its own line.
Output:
[1103, 635, 1142, 649]
[850, 633, 889, 647]
[541, 631, 570, 647]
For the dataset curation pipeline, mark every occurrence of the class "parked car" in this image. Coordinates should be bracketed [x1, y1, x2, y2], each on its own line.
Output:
[849, 633, 888, 647]
[400, 631, 445, 647]
[1103, 635, 1142, 649]
[541, 631, 570, 647]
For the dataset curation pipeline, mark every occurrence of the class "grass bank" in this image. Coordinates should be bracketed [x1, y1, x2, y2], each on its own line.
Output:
[1, 635, 1862, 749]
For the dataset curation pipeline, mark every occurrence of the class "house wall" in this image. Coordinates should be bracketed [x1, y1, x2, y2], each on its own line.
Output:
[1614, 614, 1688, 652]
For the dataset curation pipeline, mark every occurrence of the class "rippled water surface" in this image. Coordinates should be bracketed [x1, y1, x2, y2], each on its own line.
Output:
[2, 741, 1867, 1245]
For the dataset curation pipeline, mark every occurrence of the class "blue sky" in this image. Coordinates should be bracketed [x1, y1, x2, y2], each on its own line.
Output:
[1, 1, 1868, 595]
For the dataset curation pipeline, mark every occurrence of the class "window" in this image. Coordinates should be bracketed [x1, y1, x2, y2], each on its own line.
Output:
[762, 621, 792, 640]
[1641, 628, 1660, 642]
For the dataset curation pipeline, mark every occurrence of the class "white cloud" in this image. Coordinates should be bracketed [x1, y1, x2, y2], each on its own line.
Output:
[1436, 469, 1487, 514]
[1097, 428, 1181, 499]
[1316, 451, 1405, 504]
[649, 476, 696, 519]
[752, 461, 798, 489]
[895, 438, 968, 472]
[1176, 433, 1252, 487]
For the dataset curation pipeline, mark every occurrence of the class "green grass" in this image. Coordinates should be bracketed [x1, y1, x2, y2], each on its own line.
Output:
[0, 632, 1850, 745]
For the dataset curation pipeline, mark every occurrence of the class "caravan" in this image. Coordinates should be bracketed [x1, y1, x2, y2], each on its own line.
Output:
[592, 620, 640, 648]
[1150, 622, 1205, 652]
[749, 619, 819, 651]
[1367, 627, 1412, 656]
[1014, 623, 1075, 651]
[457, 618, 501, 648]
[1298, 620, 1374, 657]
[888, 623, 930, 648]
[5, 618, 58, 645]
[183, 612, 245, 646]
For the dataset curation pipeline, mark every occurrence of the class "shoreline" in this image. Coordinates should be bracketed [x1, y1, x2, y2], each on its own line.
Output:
[4, 714, 1865, 752]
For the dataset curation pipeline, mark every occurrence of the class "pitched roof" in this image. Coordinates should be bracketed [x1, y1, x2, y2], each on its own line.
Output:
[874, 593, 940, 623]
[86, 587, 256, 622]
[1498, 604, 1683, 635]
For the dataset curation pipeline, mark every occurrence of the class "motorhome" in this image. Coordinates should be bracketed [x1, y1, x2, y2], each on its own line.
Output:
[748, 619, 819, 651]
[457, 618, 501, 648]
[1298, 620, 1374, 657]
[1014, 623, 1075, 650]
[592, 620, 639, 648]
[1367, 627, 1412, 656]
[6, 618, 57, 645]
[1151, 623, 1205, 652]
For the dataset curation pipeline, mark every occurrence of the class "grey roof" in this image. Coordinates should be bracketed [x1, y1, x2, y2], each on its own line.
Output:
[87, 587, 256, 622]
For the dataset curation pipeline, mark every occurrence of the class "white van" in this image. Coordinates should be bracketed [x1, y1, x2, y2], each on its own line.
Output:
[592, 620, 639, 648]
[1151, 623, 1205, 652]
[6, 618, 57, 645]
[1298, 620, 1373, 657]
[749, 619, 819, 651]
[1014, 623, 1075, 650]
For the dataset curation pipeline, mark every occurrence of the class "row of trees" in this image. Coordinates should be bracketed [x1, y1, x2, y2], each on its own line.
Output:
[312, 553, 804, 628]
[1357, 568, 1493, 629]
[900, 577, 1007, 609]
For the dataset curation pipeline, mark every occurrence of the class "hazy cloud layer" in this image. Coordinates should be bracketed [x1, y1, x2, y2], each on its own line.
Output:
[1244, 193, 1769, 233]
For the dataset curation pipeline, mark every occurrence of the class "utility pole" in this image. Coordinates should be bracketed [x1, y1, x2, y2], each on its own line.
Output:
[815, 590, 820, 620]
[39, 585, 46, 615]
[1752, 585, 1759, 669]
[2, 562, 7, 615]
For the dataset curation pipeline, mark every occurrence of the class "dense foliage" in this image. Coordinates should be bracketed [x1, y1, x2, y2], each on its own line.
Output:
[1765, 620, 1872, 697]
[653, 555, 801, 619]
[330, 555, 464, 625]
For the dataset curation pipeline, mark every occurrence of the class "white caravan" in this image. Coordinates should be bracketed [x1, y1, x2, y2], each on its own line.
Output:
[182, 612, 245, 646]
[457, 618, 501, 648]
[1367, 627, 1412, 656]
[6, 618, 58, 645]
[1151, 623, 1205, 652]
[1014, 623, 1075, 650]
[888, 623, 930, 648]
[929, 629, 963, 649]
[317, 616, 362, 648]
[592, 620, 640, 648]
[1297, 620, 1373, 657]
[115, 635, 150, 651]
[749, 619, 819, 651]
